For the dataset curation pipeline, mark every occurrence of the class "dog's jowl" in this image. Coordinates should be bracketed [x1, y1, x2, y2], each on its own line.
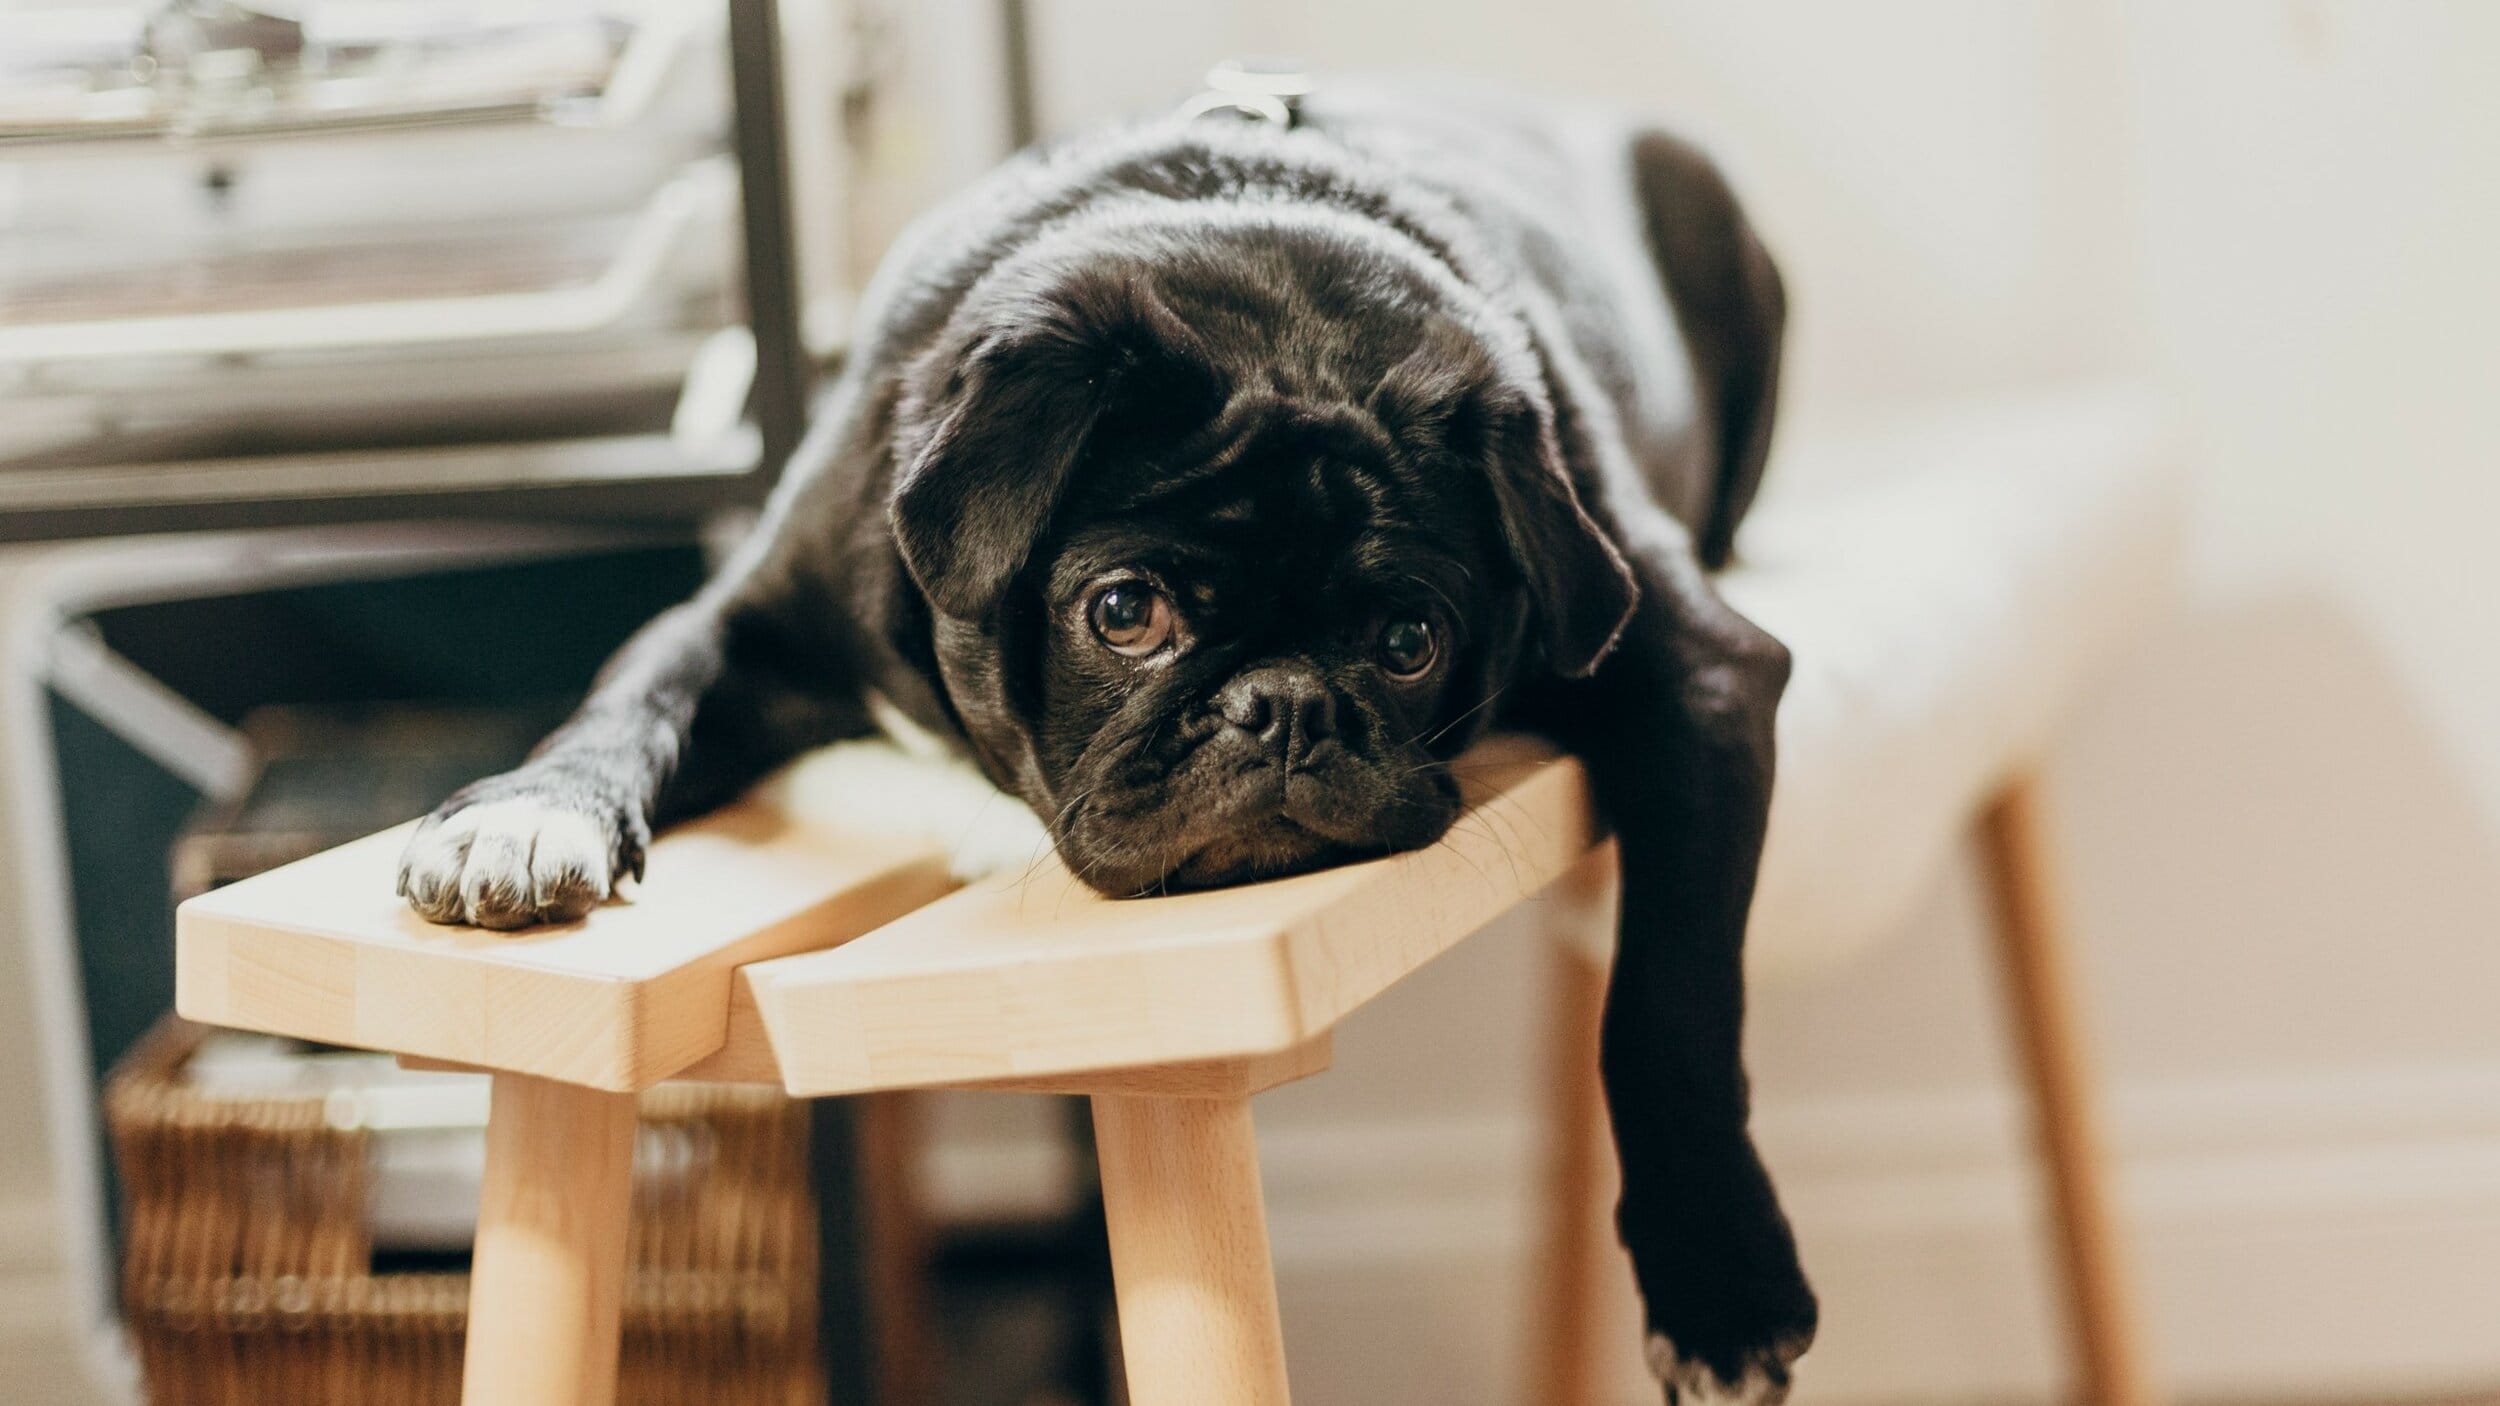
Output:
[397, 81, 1812, 1403]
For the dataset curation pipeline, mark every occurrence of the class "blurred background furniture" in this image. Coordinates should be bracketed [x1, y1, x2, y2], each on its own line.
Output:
[0, 0, 863, 537]
[3, 525, 717, 1399]
[4, 3, 1137, 1399]
[0, 3, 974, 1400]
[106, 1017, 823, 1406]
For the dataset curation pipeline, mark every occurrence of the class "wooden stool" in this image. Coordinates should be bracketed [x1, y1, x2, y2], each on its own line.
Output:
[172, 389, 2182, 1404]
[176, 736, 1610, 1406]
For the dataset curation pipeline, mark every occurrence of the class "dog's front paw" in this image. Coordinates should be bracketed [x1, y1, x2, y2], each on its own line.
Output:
[1646, 1327, 1812, 1406]
[397, 778, 646, 929]
[1622, 1185, 1818, 1406]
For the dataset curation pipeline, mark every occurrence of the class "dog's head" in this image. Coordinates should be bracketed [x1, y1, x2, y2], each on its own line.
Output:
[888, 215, 1635, 894]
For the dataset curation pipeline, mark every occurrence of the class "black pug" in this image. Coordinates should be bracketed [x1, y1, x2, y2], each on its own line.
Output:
[399, 81, 1810, 1403]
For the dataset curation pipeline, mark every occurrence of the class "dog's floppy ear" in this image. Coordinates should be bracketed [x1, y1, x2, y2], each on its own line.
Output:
[1471, 390, 1641, 677]
[891, 276, 1220, 619]
[1376, 332, 1638, 679]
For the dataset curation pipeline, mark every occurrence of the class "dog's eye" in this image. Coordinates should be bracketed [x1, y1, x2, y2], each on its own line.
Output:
[1089, 583, 1176, 657]
[1377, 617, 1438, 679]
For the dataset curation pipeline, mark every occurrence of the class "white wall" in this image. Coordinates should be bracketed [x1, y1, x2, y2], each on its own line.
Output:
[1006, 2, 2500, 1401]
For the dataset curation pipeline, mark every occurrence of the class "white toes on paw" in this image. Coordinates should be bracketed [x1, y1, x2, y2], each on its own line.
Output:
[1646, 1333, 1804, 1406]
[398, 798, 616, 929]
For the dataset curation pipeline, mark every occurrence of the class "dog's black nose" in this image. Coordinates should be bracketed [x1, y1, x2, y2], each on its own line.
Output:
[1218, 665, 1338, 766]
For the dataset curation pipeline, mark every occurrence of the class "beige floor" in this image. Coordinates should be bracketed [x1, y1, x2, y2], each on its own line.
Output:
[2, 1339, 109, 1406]
[4, 1330, 2494, 1406]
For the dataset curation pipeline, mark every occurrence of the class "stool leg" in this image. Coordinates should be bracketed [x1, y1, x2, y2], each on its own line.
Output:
[1526, 847, 1618, 1406]
[1979, 778, 2158, 1406]
[859, 1091, 937, 1406]
[461, 1072, 639, 1406]
[1092, 1093, 1291, 1406]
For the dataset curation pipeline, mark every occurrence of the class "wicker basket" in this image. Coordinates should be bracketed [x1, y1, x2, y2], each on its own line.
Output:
[106, 1018, 823, 1405]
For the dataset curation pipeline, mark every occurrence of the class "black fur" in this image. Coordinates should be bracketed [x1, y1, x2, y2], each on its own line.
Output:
[399, 82, 1810, 1401]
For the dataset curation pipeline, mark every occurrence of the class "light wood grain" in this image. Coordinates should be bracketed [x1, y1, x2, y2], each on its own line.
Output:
[858, 1092, 937, 1406]
[1527, 848, 1619, 1406]
[957, 1034, 1333, 1098]
[1980, 778, 2159, 1406]
[716, 737, 1596, 1097]
[674, 977, 1337, 1098]
[460, 1072, 638, 1406]
[1094, 1094, 1291, 1406]
[175, 803, 957, 1090]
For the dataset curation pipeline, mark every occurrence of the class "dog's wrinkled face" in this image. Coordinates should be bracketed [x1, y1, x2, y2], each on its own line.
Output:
[890, 220, 1635, 895]
[1021, 405, 1512, 892]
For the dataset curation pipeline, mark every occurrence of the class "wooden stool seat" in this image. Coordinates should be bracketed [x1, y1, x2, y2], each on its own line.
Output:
[175, 806, 960, 1092]
[178, 735, 1595, 1098]
[683, 735, 1598, 1096]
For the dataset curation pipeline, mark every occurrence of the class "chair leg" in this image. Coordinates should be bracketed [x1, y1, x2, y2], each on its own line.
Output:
[1092, 1093, 1292, 1406]
[461, 1072, 639, 1406]
[1979, 777, 2158, 1406]
[1526, 845, 1618, 1406]
[858, 1091, 938, 1406]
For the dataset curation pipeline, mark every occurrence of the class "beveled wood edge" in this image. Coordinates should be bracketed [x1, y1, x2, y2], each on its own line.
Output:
[714, 746, 1603, 1097]
[409, 1029, 1334, 1100]
[179, 902, 658, 1094]
[668, 972, 1338, 1099]
[172, 812, 960, 1092]
[962, 1034, 1334, 1098]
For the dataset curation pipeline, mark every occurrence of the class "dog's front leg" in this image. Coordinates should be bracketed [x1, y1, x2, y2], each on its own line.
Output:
[397, 582, 871, 929]
[1520, 531, 1815, 1404]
